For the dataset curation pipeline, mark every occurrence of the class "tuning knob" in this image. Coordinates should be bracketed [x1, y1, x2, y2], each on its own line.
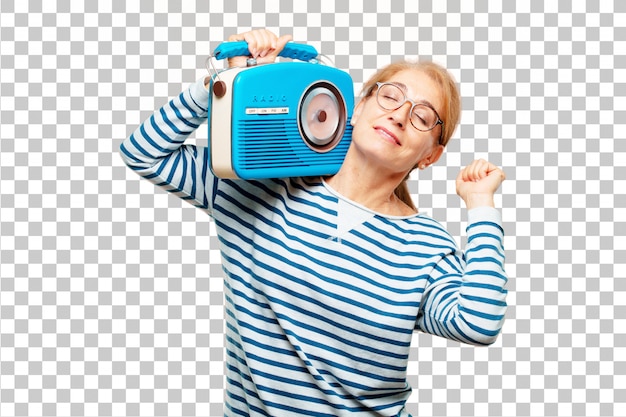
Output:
[299, 82, 346, 152]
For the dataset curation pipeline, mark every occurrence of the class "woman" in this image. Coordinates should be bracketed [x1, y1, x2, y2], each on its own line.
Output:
[120, 29, 507, 417]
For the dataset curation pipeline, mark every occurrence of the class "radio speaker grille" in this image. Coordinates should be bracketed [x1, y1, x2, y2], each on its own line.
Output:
[235, 119, 352, 169]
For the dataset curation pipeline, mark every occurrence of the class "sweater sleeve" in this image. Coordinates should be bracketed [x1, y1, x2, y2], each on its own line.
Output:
[119, 76, 216, 213]
[417, 207, 508, 345]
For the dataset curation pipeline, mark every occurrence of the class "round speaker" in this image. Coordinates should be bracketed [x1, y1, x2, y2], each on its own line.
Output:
[298, 82, 347, 152]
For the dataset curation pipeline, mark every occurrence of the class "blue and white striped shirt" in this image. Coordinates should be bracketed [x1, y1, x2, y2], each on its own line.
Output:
[120, 77, 508, 416]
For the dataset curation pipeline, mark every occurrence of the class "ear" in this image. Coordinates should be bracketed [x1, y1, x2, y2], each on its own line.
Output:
[418, 144, 445, 169]
[429, 144, 445, 164]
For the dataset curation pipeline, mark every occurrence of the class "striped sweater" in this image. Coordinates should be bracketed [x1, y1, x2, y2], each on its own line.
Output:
[120, 77, 508, 416]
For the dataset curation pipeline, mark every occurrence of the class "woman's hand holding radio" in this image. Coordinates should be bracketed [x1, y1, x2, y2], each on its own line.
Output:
[227, 29, 292, 68]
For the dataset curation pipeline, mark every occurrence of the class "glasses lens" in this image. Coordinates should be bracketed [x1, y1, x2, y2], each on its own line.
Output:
[411, 105, 438, 131]
[377, 83, 440, 132]
[377, 84, 405, 110]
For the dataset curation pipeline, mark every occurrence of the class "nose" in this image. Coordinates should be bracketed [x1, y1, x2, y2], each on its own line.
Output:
[388, 101, 412, 128]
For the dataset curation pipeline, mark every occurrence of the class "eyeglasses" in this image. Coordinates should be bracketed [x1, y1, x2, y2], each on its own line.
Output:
[374, 82, 444, 144]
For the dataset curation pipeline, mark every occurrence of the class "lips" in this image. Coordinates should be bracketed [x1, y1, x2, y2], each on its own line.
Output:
[374, 126, 401, 146]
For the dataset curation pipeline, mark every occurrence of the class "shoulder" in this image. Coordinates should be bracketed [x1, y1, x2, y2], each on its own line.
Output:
[215, 176, 333, 207]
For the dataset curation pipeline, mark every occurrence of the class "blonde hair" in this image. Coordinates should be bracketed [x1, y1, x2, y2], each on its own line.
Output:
[359, 60, 461, 210]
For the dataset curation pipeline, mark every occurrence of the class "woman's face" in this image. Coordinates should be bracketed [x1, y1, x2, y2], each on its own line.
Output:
[349, 68, 444, 175]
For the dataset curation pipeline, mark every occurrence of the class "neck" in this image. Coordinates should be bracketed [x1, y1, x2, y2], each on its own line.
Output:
[325, 152, 415, 216]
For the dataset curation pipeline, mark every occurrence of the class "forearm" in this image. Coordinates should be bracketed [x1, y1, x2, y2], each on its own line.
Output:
[457, 207, 508, 343]
[463, 193, 495, 210]
[119, 76, 214, 209]
[419, 207, 508, 345]
[120, 77, 210, 170]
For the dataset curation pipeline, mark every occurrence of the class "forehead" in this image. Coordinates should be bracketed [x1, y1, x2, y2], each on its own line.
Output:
[383, 69, 443, 112]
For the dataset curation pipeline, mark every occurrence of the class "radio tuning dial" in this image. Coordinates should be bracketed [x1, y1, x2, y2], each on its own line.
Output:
[298, 82, 347, 152]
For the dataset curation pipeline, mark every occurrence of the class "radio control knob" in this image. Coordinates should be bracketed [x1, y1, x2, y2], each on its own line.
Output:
[213, 80, 227, 98]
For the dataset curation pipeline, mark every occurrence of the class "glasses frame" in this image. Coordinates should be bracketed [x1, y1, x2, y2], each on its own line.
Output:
[374, 82, 444, 145]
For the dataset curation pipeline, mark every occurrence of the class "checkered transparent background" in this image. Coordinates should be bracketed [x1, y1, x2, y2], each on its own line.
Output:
[0, 1, 624, 416]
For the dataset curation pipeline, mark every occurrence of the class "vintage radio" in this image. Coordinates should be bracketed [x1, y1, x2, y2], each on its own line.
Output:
[206, 41, 354, 179]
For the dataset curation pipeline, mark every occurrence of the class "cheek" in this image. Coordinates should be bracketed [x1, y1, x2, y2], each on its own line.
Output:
[350, 97, 375, 126]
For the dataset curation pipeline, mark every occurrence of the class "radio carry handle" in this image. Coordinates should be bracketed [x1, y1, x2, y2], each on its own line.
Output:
[212, 41, 319, 63]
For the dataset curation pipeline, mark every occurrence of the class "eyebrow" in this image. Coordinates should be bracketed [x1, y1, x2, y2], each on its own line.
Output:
[388, 81, 439, 113]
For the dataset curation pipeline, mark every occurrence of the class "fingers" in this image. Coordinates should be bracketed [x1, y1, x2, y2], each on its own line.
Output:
[244, 30, 274, 58]
[275, 34, 293, 54]
[459, 159, 500, 183]
[455, 159, 506, 192]
[455, 159, 505, 209]
[227, 29, 292, 59]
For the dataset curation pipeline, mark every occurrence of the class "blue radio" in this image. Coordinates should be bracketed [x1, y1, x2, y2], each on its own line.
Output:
[207, 41, 354, 179]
